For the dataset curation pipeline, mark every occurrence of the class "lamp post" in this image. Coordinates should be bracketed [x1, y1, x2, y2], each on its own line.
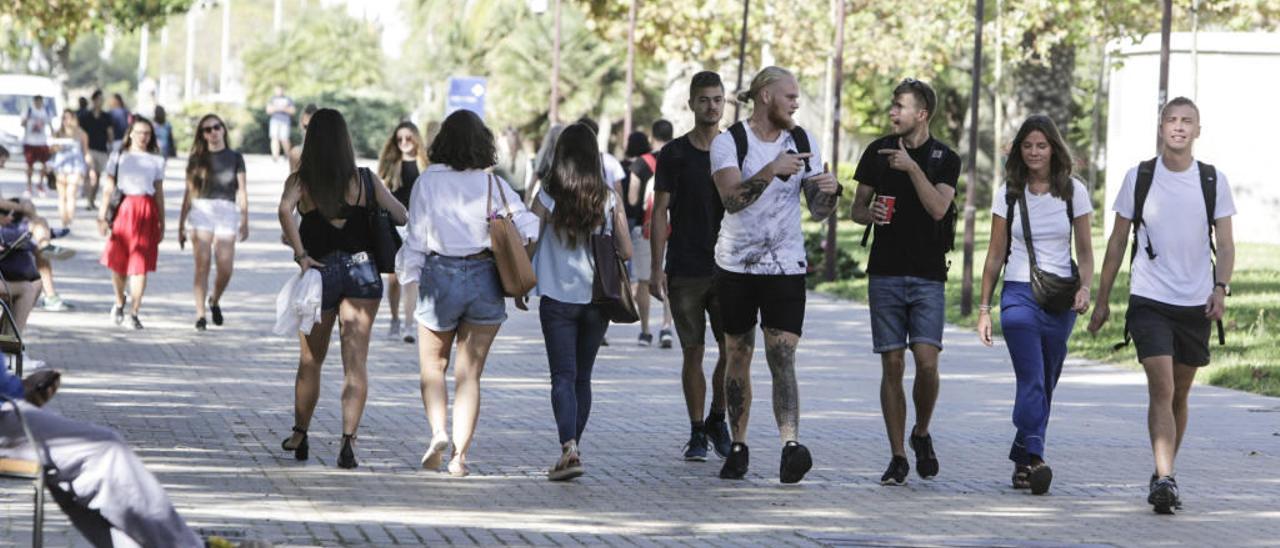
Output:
[960, 0, 985, 317]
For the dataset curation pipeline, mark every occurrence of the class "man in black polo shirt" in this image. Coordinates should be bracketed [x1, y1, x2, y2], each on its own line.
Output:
[851, 78, 961, 486]
[650, 71, 732, 462]
[78, 90, 114, 210]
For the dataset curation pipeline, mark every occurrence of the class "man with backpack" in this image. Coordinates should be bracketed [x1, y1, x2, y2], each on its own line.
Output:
[626, 120, 675, 348]
[1089, 97, 1235, 515]
[709, 66, 841, 483]
[850, 78, 961, 486]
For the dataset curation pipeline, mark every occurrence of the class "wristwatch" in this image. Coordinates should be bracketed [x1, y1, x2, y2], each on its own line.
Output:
[1214, 281, 1231, 296]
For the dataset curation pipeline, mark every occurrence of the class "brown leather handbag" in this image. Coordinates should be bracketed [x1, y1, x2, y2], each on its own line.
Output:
[590, 206, 639, 324]
[487, 174, 537, 298]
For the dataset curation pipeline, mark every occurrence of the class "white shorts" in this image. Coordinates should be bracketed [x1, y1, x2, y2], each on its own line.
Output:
[269, 119, 291, 141]
[630, 225, 652, 281]
[187, 198, 240, 239]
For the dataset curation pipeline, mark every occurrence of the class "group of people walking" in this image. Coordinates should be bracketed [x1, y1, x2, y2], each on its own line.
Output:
[266, 66, 1236, 516]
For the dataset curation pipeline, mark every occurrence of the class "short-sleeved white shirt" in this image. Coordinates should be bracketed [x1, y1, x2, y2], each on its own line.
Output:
[23, 107, 50, 146]
[993, 179, 1093, 283]
[709, 125, 823, 275]
[1112, 157, 1236, 306]
[106, 151, 166, 196]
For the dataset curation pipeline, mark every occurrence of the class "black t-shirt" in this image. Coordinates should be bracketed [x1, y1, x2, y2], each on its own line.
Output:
[622, 153, 656, 225]
[79, 110, 112, 152]
[654, 136, 724, 277]
[199, 148, 246, 201]
[853, 135, 961, 281]
[395, 160, 419, 207]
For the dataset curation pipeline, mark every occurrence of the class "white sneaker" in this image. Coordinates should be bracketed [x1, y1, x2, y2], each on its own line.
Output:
[388, 318, 402, 339]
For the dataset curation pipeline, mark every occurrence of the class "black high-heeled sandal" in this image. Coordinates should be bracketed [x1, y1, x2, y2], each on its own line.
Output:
[337, 433, 358, 469]
[282, 426, 308, 461]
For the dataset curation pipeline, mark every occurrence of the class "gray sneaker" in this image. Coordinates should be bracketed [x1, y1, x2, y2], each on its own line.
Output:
[41, 294, 73, 312]
[38, 244, 75, 260]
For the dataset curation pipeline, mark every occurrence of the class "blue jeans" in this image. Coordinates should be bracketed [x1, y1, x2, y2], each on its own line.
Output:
[1000, 281, 1077, 465]
[539, 296, 609, 445]
[317, 251, 383, 312]
[867, 275, 946, 352]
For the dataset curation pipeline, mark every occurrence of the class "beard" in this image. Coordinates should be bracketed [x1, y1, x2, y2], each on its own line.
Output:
[766, 103, 796, 130]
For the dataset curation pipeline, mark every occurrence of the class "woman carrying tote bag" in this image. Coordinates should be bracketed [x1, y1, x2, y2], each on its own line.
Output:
[529, 123, 632, 482]
[396, 110, 538, 477]
[977, 115, 1094, 496]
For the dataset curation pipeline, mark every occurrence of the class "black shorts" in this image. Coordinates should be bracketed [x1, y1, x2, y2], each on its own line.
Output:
[668, 275, 724, 348]
[714, 268, 806, 336]
[1127, 295, 1211, 367]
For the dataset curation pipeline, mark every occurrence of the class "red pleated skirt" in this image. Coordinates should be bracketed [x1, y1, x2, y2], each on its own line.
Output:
[101, 195, 160, 276]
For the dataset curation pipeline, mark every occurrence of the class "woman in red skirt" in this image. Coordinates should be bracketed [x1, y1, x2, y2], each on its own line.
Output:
[97, 117, 167, 329]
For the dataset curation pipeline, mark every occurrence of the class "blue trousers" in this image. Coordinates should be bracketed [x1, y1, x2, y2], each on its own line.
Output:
[539, 297, 609, 445]
[1000, 282, 1077, 465]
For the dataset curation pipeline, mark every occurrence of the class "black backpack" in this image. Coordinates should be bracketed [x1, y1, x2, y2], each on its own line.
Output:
[859, 140, 958, 258]
[1116, 157, 1225, 349]
[727, 121, 811, 173]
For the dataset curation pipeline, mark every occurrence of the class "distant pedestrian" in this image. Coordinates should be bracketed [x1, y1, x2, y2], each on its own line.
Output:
[50, 109, 90, 230]
[850, 78, 961, 486]
[97, 116, 166, 330]
[530, 123, 632, 481]
[153, 105, 177, 158]
[1088, 97, 1236, 514]
[624, 123, 675, 348]
[977, 115, 1094, 495]
[108, 93, 131, 152]
[277, 108, 408, 469]
[288, 103, 317, 172]
[80, 90, 114, 210]
[20, 95, 52, 197]
[178, 114, 248, 331]
[265, 86, 296, 163]
[649, 71, 732, 461]
[376, 121, 427, 343]
[399, 110, 538, 477]
[710, 66, 839, 483]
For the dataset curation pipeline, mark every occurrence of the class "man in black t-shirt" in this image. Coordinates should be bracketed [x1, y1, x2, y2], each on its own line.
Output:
[79, 90, 114, 210]
[650, 72, 732, 463]
[626, 120, 675, 348]
[851, 78, 961, 486]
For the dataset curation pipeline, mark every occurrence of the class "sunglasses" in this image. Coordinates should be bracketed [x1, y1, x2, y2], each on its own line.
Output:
[397, 136, 415, 143]
[898, 78, 936, 113]
[202, 123, 224, 134]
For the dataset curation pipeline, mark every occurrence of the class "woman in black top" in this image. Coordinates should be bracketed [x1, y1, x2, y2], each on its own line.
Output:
[178, 114, 247, 331]
[278, 109, 408, 469]
[375, 121, 427, 343]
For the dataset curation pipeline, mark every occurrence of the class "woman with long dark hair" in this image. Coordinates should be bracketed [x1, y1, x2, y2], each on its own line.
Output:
[977, 114, 1094, 495]
[400, 110, 538, 477]
[178, 114, 248, 331]
[530, 123, 632, 481]
[97, 117, 166, 329]
[277, 108, 407, 469]
[376, 121, 427, 343]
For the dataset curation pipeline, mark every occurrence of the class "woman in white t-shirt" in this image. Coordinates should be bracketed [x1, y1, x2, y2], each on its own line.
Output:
[976, 115, 1094, 496]
[97, 117, 167, 330]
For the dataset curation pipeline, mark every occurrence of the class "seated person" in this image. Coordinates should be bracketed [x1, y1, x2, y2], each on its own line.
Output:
[0, 199, 74, 313]
[0, 213, 40, 333]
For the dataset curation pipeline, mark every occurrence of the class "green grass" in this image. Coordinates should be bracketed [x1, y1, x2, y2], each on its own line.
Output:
[804, 213, 1280, 397]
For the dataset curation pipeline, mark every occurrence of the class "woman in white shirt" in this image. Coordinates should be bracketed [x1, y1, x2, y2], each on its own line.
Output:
[97, 117, 167, 330]
[977, 115, 1094, 495]
[398, 110, 538, 477]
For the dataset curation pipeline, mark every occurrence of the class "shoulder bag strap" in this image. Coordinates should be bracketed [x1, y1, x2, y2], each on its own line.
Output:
[1016, 193, 1039, 273]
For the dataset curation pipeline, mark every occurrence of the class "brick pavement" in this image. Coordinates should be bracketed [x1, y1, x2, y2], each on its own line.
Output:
[1, 156, 1277, 547]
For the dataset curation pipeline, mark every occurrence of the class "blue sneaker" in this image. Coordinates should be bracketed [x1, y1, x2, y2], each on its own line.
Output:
[682, 430, 708, 461]
[705, 419, 732, 458]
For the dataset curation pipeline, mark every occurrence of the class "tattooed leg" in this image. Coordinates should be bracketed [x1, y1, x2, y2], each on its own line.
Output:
[724, 329, 756, 443]
[763, 328, 801, 442]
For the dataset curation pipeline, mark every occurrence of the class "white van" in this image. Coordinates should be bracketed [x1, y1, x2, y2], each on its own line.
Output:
[0, 74, 66, 156]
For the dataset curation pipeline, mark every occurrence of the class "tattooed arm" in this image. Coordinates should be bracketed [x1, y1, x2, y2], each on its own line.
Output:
[802, 172, 842, 221]
[712, 150, 811, 214]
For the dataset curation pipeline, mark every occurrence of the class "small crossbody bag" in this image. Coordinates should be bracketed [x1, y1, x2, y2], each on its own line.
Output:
[1014, 192, 1080, 313]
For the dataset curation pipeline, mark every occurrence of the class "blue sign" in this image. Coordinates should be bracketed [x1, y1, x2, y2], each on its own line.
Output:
[446, 76, 487, 119]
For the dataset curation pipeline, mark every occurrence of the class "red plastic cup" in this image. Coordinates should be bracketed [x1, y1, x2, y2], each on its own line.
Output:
[876, 195, 896, 223]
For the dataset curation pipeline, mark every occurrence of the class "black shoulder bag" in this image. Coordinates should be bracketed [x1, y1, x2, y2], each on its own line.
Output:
[104, 154, 125, 226]
[361, 167, 402, 274]
[1014, 191, 1080, 313]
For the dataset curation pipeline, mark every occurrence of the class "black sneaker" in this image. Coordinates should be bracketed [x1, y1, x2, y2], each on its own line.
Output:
[638, 333, 653, 347]
[1149, 475, 1180, 514]
[779, 442, 812, 484]
[682, 430, 709, 462]
[909, 429, 939, 479]
[130, 315, 144, 330]
[719, 442, 749, 479]
[195, 317, 208, 331]
[705, 419, 732, 459]
[880, 455, 910, 486]
[658, 328, 673, 349]
[209, 299, 223, 326]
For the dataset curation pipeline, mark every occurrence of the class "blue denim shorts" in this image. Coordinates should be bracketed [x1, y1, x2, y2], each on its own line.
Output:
[414, 254, 507, 332]
[317, 251, 383, 311]
[867, 275, 946, 353]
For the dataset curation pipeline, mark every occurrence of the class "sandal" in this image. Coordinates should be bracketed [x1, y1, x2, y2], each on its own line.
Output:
[420, 434, 450, 471]
[282, 426, 308, 461]
[1028, 461, 1053, 495]
[1012, 464, 1031, 489]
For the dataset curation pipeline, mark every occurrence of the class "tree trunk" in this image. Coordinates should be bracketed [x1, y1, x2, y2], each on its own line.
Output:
[1010, 37, 1076, 135]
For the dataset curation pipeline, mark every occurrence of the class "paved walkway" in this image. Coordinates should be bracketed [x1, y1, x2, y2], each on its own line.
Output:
[1, 156, 1277, 547]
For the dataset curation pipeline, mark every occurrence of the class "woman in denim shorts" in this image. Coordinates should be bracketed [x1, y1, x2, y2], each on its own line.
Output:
[399, 110, 538, 477]
[277, 109, 408, 470]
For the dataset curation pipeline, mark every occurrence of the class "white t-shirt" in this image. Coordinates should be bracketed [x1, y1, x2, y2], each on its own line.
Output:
[1113, 157, 1236, 306]
[23, 107, 50, 146]
[106, 151, 166, 196]
[601, 152, 626, 190]
[403, 165, 539, 257]
[710, 125, 823, 275]
[993, 179, 1093, 283]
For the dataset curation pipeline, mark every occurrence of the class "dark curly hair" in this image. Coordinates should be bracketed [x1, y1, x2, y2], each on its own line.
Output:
[427, 110, 497, 171]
